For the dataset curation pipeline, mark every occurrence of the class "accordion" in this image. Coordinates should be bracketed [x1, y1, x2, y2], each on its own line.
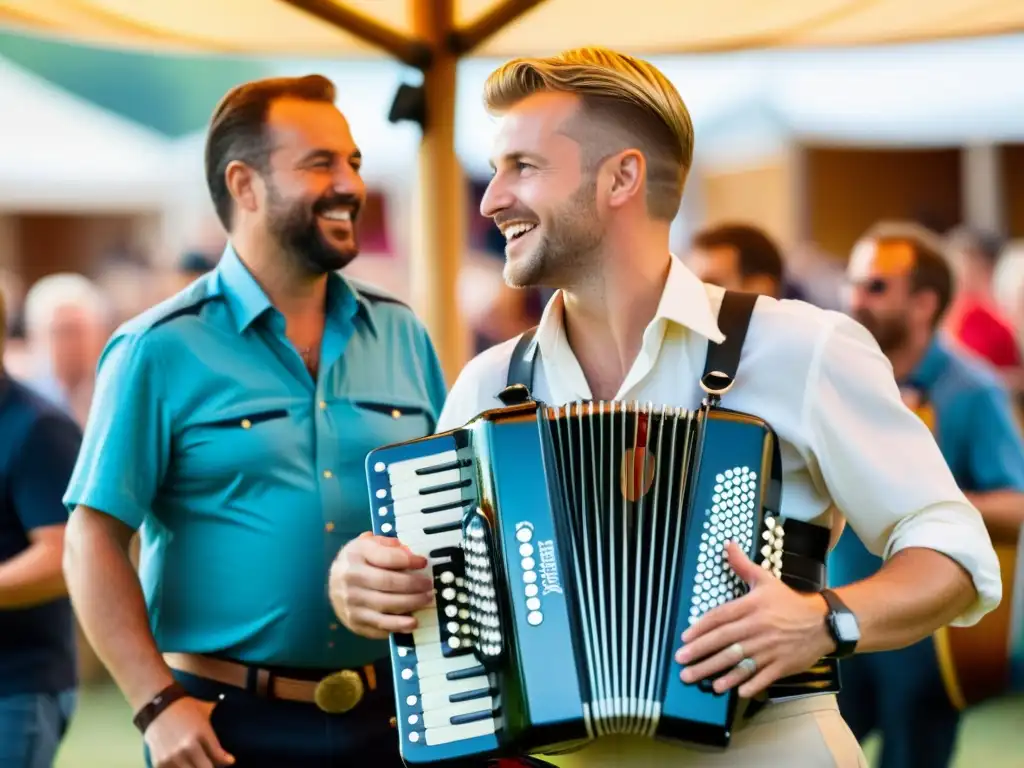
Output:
[365, 397, 836, 764]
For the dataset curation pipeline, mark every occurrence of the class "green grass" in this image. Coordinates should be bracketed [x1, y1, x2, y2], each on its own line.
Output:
[55, 683, 1024, 767]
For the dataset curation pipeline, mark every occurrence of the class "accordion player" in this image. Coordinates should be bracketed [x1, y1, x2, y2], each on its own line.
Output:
[363, 293, 838, 765]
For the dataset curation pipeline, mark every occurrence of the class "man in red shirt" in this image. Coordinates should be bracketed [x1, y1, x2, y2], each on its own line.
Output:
[944, 226, 1021, 370]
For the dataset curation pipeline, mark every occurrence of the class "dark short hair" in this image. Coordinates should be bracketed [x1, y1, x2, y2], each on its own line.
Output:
[692, 223, 784, 284]
[864, 221, 954, 327]
[205, 75, 336, 231]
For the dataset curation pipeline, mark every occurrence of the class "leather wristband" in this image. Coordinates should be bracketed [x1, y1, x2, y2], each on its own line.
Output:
[133, 681, 188, 734]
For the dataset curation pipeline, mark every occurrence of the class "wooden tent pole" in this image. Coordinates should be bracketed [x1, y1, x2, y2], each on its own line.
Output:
[285, 0, 551, 380]
[410, 0, 468, 382]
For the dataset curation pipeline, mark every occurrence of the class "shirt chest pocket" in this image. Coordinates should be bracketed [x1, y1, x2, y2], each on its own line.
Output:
[340, 397, 435, 466]
[176, 407, 303, 486]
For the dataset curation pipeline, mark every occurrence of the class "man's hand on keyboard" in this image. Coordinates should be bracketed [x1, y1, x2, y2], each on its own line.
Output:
[329, 532, 435, 639]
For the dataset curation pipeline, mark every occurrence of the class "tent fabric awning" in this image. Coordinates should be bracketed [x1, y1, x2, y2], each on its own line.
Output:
[1, 0, 1023, 59]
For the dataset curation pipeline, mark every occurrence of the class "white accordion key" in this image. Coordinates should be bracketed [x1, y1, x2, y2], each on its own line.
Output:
[421, 697, 494, 729]
[424, 718, 496, 747]
[386, 450, 459, 480]
[390, 469, 466, 501]
[419, 675, 490, 711]
[416, 650, 477, 679]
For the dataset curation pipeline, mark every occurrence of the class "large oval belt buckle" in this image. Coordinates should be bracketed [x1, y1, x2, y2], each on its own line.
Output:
[314, 669, 365, 714]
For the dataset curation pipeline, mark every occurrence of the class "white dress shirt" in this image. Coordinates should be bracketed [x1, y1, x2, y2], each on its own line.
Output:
[437, 255, 1001, 626]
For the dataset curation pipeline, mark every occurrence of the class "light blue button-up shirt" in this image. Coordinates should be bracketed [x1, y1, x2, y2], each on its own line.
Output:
[64, 246, 447, 669]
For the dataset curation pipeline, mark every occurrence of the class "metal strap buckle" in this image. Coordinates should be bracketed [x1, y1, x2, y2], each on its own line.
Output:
[314, 669, 365, 714]
[699, 370, 735, 397]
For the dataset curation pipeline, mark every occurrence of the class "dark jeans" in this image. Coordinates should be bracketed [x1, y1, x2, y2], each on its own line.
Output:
[0, 689, 76, 768]
[145, 662, 405, 768]
[838, 636, 960, 768]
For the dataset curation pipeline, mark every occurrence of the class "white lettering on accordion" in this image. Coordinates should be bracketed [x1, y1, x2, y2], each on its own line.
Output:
[537, 540, 563, 596]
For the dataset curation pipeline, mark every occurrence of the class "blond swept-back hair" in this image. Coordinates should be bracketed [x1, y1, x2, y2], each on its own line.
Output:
[484, 47, 694, 222]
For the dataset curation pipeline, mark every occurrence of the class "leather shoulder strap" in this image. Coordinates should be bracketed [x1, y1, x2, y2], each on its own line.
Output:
[506, 327, 539, 389]
[701, 290, 759, 399]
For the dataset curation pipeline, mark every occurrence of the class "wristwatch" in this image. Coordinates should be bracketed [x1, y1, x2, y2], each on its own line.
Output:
[819, 588, 860, 658]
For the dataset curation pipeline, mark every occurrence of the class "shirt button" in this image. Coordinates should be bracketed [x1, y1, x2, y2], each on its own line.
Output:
[319, 401, 327, 410]
[323, 470, 333, 479]
[325, 522, 335, 533]
[330, 623, 338, 631]
[328, 641, 335, 649]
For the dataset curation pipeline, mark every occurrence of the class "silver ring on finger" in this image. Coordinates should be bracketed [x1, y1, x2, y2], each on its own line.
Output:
[736, 656, 757, 675]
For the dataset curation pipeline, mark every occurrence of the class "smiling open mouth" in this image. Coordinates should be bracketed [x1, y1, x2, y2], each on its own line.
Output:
[320, 208, 352, 223]
[503, 222, 537, 242]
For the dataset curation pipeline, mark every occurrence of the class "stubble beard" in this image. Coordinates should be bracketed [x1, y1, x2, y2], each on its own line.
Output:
[503, 177, 604, 290]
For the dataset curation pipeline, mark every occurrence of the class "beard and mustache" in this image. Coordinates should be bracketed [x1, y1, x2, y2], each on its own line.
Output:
[852, 308, 909, 353]
[265, 181, 362, 275]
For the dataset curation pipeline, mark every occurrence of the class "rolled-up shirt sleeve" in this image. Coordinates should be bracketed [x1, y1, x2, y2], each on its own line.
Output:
[63, 331, 172, 530]
[803, 314, 1001, 626]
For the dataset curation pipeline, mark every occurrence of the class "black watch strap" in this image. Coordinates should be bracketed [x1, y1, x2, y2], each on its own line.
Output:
[133, 681, 189, 734]
[820, 588, 859, 659]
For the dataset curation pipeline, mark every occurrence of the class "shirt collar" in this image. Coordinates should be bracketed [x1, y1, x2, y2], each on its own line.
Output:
[215, 243, 375, 335]
[531, 253, 725, 357]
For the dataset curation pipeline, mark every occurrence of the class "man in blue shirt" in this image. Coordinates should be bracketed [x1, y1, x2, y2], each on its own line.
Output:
[0, 286, 81, 768]
[831, 221, 1024, 768]
[62, 75, 447, 768]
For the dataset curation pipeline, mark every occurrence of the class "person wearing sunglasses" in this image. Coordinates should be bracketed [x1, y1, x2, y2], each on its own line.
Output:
[831, 221, 1024, 768]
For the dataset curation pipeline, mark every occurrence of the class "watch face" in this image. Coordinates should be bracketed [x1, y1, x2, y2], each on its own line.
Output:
[835, 613, 861, 643]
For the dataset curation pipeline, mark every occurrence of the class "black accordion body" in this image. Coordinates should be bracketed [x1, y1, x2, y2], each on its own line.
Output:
[363, 292, 837, 765]
[365, 399, 837, 764]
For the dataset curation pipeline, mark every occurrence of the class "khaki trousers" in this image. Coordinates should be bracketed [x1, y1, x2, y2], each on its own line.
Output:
[535, 695, 868, 767]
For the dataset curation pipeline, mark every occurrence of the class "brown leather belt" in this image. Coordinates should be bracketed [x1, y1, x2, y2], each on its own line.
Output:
[163, 652, 377, 714]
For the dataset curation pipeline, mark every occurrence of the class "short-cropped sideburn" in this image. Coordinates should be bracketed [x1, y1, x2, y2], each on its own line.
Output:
[483, 47, 695, 222]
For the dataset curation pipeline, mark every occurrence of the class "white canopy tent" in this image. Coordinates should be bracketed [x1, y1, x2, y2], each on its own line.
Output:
[0, 55, 172, 211]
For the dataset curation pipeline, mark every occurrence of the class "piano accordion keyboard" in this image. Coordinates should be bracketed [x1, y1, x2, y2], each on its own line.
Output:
[369, 442, 501, 760]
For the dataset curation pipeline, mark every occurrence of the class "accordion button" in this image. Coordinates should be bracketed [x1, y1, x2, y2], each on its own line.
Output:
[527, 611, 543, 626]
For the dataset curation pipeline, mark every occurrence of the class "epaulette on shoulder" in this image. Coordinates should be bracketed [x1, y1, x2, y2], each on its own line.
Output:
[123, 277, 219, 335]
[348, 278, 411, 310]
[149, 295, 219, 330]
